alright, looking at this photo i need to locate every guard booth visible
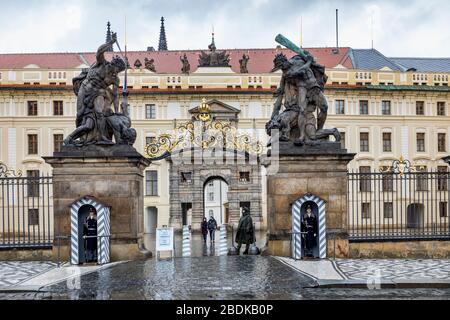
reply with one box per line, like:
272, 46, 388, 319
69, 196, 111, 265
291, 193, 326, 259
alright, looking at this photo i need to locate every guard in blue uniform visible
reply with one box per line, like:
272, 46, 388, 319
83, 207, 97, 263
301, 205, 318, 258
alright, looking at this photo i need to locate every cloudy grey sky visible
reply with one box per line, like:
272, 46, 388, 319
0, 0, 449, 57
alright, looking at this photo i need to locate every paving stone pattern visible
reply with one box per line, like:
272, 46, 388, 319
1, 257, 450, 300
0, 261, 57, 287
335, 259, 450, 280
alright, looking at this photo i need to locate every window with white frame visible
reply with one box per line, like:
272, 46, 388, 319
146, 136, 156, 145
381, 101, 391, 115
382, 132, 392, 152
335, 100, 345, 114
416, 101, 425, 115
437, 102, 446, 116
438, 133, 446, 152
359, 100, 368, 115
416, 133, 425, 152
145, 170, 158, 196
145, 104, 156, 119
360, 132, 369, 152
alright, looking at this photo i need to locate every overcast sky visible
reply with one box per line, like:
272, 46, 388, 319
0, 0, 449, 57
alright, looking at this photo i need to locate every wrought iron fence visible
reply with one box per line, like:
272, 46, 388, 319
0, 174, 53, 248
348, 168, 450, 241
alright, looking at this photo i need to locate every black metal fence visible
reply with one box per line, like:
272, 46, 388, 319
348, 169, 450, 240
0, 174, 53, 248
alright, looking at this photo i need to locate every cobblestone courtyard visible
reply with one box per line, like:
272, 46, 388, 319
1, 256, 450, 300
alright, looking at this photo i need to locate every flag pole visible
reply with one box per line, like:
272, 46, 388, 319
300, 16, 303, 48
122, 15, 129, 115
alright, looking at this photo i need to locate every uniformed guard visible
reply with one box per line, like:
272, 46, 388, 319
83, 207, 98, 263
301, 205, 318, 258
235, 206, 255, 255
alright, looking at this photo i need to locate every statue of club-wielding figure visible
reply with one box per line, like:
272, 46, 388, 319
64, 33, 136, 147
266, 39, 340, 146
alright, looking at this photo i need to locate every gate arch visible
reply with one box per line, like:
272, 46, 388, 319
292, 193, 326, 259
69, 196, 111, 265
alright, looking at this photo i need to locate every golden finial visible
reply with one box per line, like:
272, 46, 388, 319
197, 98, 211, 122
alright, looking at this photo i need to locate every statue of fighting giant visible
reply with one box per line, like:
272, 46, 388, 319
64, 33, 136, 147
266, 34, 340, 146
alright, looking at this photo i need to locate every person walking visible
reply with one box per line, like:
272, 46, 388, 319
207, 215, 217, 243
201, 217, 208, 243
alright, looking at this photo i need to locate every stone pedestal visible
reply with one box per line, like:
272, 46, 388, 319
44, 144, 151, 262
263, 142, 355, 258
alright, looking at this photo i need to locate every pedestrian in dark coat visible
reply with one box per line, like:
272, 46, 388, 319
201, 217, 208, 243
83, 207, 97, 262
235, 207, 255, 254
301, 205, 318, 257
207, 216, 217, 243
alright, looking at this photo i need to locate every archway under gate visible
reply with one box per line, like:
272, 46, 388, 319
203, 176, 229, 226
166, 148, 263, 232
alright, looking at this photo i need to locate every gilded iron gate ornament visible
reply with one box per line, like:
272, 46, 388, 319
144, 98, 264, 160
379, 156, 426, 176
0, 161, 22, 177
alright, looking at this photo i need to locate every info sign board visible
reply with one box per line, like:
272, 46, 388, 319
156, 227, 174, 259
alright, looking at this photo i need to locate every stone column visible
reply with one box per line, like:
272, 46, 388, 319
168, 160, 182, 230
190, 172, 204, 232
44, 144, 151, 262
263, 142, 355, 258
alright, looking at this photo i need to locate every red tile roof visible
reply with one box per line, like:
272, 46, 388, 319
0, 47, 352, 72
0, 53, 85, 69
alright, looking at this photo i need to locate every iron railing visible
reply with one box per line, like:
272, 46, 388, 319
348, 169, 450, 241
0, 174, 53, 248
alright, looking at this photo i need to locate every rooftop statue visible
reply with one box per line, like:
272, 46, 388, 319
198, 34, 230, 67
134, 59, 142, 69
266, 34, 340, 146
239, 53, 250, 73
144, 57, 156, 72
180, 53, 190, 74
63, 33, 136, 147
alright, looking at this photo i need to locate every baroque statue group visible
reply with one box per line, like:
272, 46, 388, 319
62, 32, 339, 149
64, 33, 136, 147
266, 35, 340, 147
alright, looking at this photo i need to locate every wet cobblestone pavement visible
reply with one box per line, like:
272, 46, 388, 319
1, 256, 450, 300
29, 256, 314, 300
